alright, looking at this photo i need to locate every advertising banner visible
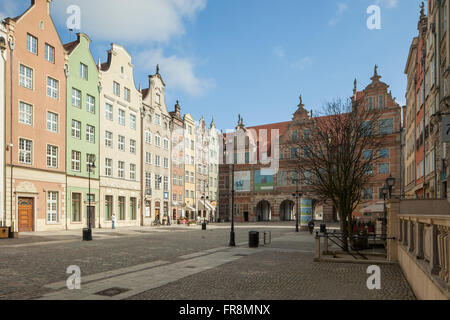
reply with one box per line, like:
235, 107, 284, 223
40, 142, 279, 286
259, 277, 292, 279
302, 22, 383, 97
234, 171, 251, 192
254, 169, 274, 191
300, 199, 312, 227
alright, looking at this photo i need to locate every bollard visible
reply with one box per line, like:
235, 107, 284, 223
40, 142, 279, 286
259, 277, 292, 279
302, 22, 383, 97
315, 235, 321, 261
249, 231, 259, 248
323, 235, 329, 255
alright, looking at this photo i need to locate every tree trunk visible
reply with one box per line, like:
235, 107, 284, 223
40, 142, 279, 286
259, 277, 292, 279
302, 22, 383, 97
339, 213, 349, 251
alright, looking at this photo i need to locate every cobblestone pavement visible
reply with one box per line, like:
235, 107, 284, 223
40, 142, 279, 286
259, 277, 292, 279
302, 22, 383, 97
0, 223, 416, 300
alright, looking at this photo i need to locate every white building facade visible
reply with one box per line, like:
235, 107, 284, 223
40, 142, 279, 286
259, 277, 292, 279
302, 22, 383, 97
98, 44, 142, 228
141, 67, 172, 224
208, 119, 220, 221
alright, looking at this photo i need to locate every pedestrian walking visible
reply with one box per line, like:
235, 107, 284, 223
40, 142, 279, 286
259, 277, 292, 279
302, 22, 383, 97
308, 219, 315, 234
112, 213, 116, 230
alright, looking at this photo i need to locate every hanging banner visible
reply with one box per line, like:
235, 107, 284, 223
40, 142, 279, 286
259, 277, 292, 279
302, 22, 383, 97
300, 199, 312, 227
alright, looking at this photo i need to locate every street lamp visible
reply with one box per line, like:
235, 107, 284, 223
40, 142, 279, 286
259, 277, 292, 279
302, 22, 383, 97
292, 178, 302, 233
223, 133, 235, 247
386, 174, 395, 198
381, 183, 389, 232
201, 193, 209, 230
83, 156, 96, 241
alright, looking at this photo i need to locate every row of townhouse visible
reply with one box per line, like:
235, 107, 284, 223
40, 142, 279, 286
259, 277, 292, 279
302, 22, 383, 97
403, 0, 449, 201
0, 0, 219, 233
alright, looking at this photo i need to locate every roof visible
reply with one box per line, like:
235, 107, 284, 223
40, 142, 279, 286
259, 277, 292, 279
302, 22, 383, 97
63, 40, 78, 55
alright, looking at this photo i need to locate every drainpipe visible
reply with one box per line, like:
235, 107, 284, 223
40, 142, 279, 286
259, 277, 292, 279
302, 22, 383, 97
1, 36, 6, 227
140, 107, 144, 227
64, 64, 69, 230
8, 36, 14, 232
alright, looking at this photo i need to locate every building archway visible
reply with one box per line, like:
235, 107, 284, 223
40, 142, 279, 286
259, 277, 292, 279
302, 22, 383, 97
256, 200, 271, 221
280, 200, 295, 221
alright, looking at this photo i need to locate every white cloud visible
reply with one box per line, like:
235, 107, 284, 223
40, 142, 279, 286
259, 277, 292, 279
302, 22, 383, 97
273, 46, 286, 59
374, 0, 399, 8
291, 57, 312, 70
52, 0, 207, 43
136, 48, 215, 96
329, 3, 348, 27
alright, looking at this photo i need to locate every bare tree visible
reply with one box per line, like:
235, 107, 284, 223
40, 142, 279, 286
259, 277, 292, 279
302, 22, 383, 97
291, 99, 383, 250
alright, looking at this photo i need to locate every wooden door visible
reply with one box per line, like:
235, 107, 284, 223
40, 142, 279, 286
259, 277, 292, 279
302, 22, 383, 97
18, 198, 33, 232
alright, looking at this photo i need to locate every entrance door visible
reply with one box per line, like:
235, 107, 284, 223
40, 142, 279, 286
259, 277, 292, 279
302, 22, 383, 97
244, 212, 249, 222
87, 206, 95, 228
155, 209, 160, 221
18, 198, 33, 232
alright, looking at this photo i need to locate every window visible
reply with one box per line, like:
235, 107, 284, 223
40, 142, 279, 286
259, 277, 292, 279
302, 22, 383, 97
145, 131, 152, 144
155, 114, 161, 126
19, 64, 33, 89
124, 87, 130, 102
113, 81, 120, 97
72, 120, 81, 139
105, 103, 113, 120
179, 176, 183, 186
118, 196, 125, 220
145, 172, 152, 189
130, 164, 136, 180
130, 198, 137, 220
146, 152, 152, 164
86, 95, 95, 113
185, 190, 189, 198
173, 174, 178, 185
105, 131, 113, 148
46, 191, 58, 223
378, 95, 384, 109
19, 138, 32, 164
155, 155, 161, 167
190, 191, 194, 198
292, 130, 298, 141
278, 171, 287, 186
46, 145, 58, 168
155, 174, 162, 190
27, 34, 37, 54
118, 161, 125, 179
155, 135, 161, 147
47, 77, 59, 99
105, 196, 113, 221
130, 113, 136, 130
86, 125, 95, 143
119, 109, 125, 126
164, 157, 169, 169
361, 121, 373, 136
118, 136, 125, 151
72, 88, 81, 107
379, 149, 390, 159
379, 119, 393, 135
156, 94, 161, 104
80, 63, 88, 80
164, 176, 169, 191
105, 158, 113, 177
47, 112, 58, 133
163, 138, 169, 150
130, 139, 136, 154
368, 97, 373, 110
363, 188, 374, 200
45, 44, 55, 63
190, 172, 194, 183
19, 102, 33, 125
363, 150, 373, 160
71, 151, 81, 171
378, 163, 390, 174
72, 193, 81, 222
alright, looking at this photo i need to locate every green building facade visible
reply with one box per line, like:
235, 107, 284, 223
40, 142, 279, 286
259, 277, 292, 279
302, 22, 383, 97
64, 33, 100, 229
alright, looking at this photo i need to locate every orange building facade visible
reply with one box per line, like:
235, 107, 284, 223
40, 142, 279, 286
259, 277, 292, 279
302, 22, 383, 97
4, 0, 67, 232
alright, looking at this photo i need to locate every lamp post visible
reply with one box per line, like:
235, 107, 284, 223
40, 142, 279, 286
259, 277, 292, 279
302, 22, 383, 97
386, 174, 395, 198
381, 183, 389, 235
201, 192, 209, 230
223, 133, 235, 246
292, 178, 302, 233
83, 157, 96, 241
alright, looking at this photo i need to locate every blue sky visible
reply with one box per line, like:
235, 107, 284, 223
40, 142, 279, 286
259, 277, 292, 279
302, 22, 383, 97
1, 0, 423, 130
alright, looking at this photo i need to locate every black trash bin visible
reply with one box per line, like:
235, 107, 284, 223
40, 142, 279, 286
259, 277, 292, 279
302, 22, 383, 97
249, 231, 259, 248
202, 221, 207, 230
320, 224, 327, 233
83, 228, 92, 241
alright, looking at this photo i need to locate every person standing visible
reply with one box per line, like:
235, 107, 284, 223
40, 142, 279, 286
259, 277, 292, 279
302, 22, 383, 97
112, 213, 116, 230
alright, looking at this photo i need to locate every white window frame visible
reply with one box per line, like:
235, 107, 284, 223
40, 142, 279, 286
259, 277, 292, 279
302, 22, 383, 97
72, 151, 81, 172
80, 63, 88, 80
72, 88, 81, 107
19, 138, 32, 164
72, 120, 81, 139
130, 113, 136, 130
46, 144, 58, 168
105, 131, 113, 148
19, 101, 33, 126
113, 81, 120, 97
86, 125, 95, 143
47, 77, 59, 99
47, 191, 58, 223
130, 139, 136, 154
27, 33, 37, 54
146, 152, 152, 164
145, 131, 152, 144
45, 43, 55, 63
46, 111, 58, 133
118, 161, 125, 179
105, 158, 113, 177
118, 135, 125, 151
86, 94, 95, 113
105, 103, 113, 120
130, 164, 136, 181
119, 109, 125, 126
19, 64, 33, 89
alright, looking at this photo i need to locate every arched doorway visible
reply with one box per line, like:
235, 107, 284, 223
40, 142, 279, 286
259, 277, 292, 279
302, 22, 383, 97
256, 200, 271, 221
280, 200, 295, 221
